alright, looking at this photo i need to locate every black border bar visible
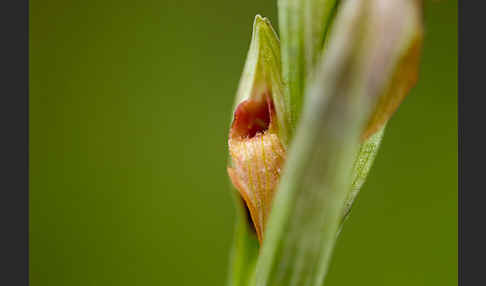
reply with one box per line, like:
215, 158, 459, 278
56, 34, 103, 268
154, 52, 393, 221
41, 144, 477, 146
0, 1, 29, 285
459, 1, 486, 286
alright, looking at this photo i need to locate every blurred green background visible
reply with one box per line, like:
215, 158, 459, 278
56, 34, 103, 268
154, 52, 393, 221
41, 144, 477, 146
30, 1, 457, 285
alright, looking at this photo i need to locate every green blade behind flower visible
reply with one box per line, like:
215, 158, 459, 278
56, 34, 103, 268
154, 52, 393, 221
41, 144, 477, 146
277, 0, 340, 136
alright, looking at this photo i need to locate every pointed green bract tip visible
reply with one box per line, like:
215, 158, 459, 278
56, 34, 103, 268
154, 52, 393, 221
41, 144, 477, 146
233, 14, 290, 147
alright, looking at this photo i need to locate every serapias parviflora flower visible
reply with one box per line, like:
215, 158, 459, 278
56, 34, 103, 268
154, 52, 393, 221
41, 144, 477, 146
227, 16, 289, 244
228, 93, 286, 244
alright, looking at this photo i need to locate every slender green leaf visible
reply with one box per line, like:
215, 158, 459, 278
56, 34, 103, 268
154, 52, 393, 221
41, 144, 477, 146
277, 0, 339, 135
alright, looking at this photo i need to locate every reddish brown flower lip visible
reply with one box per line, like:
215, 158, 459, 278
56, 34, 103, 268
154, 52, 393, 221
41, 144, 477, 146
230, 93, 274, 140
227, 93, 286, 244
